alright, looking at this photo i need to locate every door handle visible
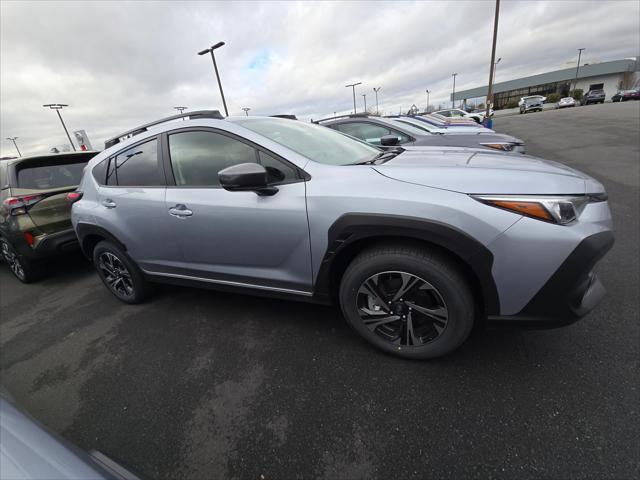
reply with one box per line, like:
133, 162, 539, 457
101, 199, 117, 208
169, 204, 193, 218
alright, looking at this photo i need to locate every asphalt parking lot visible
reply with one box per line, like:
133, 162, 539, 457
1, 101, 639, 480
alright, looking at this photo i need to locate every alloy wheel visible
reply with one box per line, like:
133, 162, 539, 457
356, 271, 449, 346
1, 241, 25, 281
98, 252, 134, 298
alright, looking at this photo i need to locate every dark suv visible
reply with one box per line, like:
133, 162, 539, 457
582, 89, 605, 105
0, 151, 98, 282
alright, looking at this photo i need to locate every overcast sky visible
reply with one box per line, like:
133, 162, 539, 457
1, 0, 639, 157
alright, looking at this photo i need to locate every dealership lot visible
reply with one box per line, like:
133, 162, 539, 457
1, 102, 638, 479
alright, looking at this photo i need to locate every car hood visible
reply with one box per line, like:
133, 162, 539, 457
413, 132, 523, 147
373, 148, 604, 195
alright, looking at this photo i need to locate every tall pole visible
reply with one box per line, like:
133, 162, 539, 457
426, 89, 430, 113
242, 107, 251, 116
485, 0, 500, 121
198, 42, 229, 117
573, 48, 585, 93
43, 104, 76, 151
373, 87, 381, 115
6, 137, 21, 157
362, 94, 367, 112
451, 73, 458, 108
345, 82, 362, 114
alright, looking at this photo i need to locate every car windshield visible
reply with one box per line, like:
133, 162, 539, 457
234, 117, 380, 166
385, 119, 430, 136
590, 90, 604, 94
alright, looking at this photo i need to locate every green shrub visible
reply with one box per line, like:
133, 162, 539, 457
506, 100, 519, 109
546, 93, 561, 103
569, 89, 583, 101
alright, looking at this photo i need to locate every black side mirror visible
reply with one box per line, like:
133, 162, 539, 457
380, 135, 400, 146
218, 163, 278, 196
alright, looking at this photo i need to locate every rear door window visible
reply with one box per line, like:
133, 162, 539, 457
106, 138, 163, 187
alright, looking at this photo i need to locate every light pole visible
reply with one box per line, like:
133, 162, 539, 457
174, 106, 187, 120
345, 82, 362, 114
242, 107, 251, 116
6, 137, 21, 157
362, 93, 367, 112
42, 104, 76, 151
451, 73, 458, 108
425, 89, 430, 113
373, 87, 381, 115
573, 48, 585, 94
198, 41, 229, 117
485, 0, 500, 121
489, 57, 501, 109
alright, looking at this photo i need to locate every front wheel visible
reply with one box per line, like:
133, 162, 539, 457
339, 245, 475, 359
92, 240, 151, 304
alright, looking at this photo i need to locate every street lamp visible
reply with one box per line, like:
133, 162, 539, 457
362, 93, 367, 112
573, 48, 586, 94
174, 106, 187, 120
373, 87, 381, 115
5, 137, 21, 157
42, 104, 76, 151
451, 73, 458, 108
198, 41, 229, 117
242, 107, 251, 116
425, 89, 430, 113
345, 82, 362, 114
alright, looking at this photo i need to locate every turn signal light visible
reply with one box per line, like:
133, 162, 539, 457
487, 200, 552, 221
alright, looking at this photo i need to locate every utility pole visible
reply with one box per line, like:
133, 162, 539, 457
43, 104, 76, 151
362, 93, 367, 112
198, 42, 229, 116
451, 73, 458, 108
485, 0, 500, 122
6, 137, 21, 157
573, 48, 586, 94
425, 89, 430, 113
345, 82, 362, 114
242, 107, 251, 116
373, 87, 381, 115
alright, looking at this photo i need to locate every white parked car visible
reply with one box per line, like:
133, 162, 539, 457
557, 97, 577, 108
432, 108, 492, 124
518, 95, 547, 107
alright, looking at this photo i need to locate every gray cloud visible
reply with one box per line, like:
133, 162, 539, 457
1, 0, 638, 156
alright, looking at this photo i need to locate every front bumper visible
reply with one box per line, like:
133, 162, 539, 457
488, 231, 614, 328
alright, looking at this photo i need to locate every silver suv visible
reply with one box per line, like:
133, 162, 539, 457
71, 111, 614, 359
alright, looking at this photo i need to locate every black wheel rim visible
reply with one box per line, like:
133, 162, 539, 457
1, 241, 25, 280
98, 252, 134, 298
356, 271, 448, 347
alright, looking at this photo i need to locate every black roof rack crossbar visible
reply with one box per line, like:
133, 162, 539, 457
104, 110, 224, 149
270, 114, 298, 120
313, 113, 371, 124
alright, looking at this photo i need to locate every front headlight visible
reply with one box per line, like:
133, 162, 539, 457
480, 142, 515, 152
472, 194, 607, 225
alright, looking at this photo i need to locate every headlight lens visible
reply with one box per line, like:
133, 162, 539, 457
479, 142, 514, 152
472, 194, 607, 225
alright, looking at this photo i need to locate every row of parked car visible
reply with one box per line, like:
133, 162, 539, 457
1, 109, 613, 360
519, 88, 640, 114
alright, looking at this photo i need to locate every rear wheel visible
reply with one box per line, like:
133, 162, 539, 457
92, 240, 151, 304
0, 238, 43, 283
339, 245, 475, 359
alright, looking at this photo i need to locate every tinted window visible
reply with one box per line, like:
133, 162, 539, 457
233, 117, 378, 166
336, 122, 410, 146
17, 161, 86, 189
438, 110, 451, 117
169, 131, 257, 187
92, 159, 108, 185
107, 139, 162, 187
258, 151, 298, 184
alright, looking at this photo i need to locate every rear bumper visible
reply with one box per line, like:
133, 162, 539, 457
488, 231, 614, 328
13, 228, 79, 260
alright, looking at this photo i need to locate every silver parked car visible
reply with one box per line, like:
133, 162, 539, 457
557, 97, 577, 108
70, 111, 613, 359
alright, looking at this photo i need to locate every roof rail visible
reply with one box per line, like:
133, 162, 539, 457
313, 113, 371, 124
270, 114, 298, 120
104, 110, 224, 149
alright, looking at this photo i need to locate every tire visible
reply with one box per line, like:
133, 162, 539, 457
339, 244, 475, 360
0, 237, 43, 283
92, 240, 151, 304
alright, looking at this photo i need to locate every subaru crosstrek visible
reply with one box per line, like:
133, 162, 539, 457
1, 151, 98, 282
71, 111, 613, 359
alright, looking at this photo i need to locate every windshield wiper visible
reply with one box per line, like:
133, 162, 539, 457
350, 147, 404, 165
